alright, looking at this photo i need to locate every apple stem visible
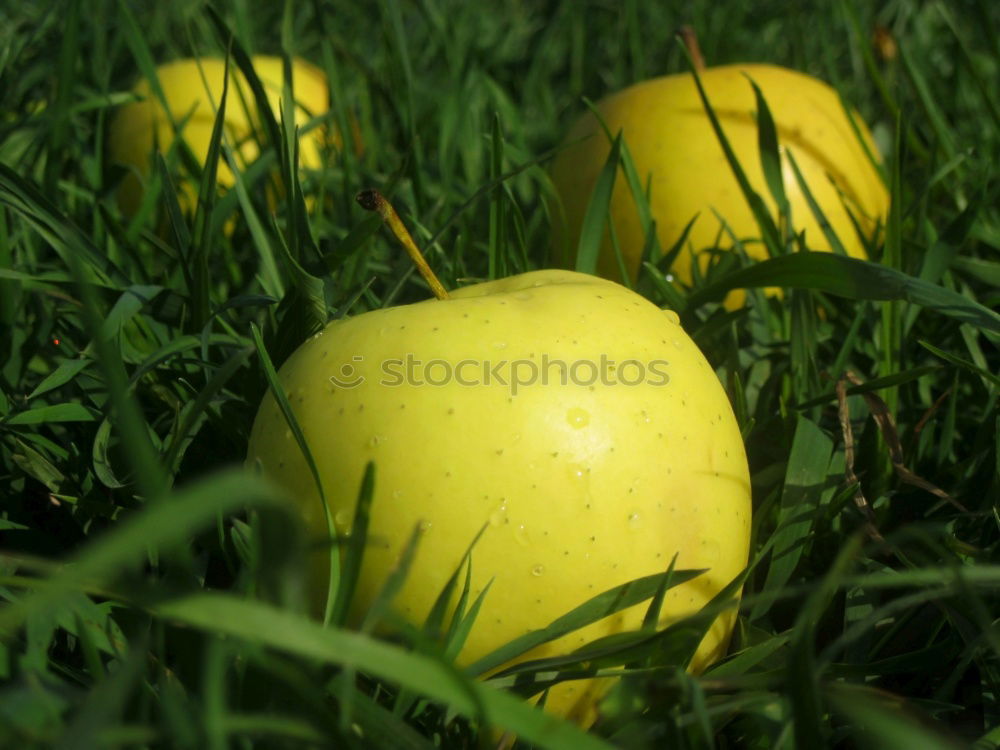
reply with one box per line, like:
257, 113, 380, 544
356, 189, 451, 300
678, 25, 706, 71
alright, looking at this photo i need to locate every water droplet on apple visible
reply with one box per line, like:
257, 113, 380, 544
663, 309, 680, 324
514, 291, 533, 301
514, 524, 530, 546
627, 511, 642, 530
566, 407, 590, 428
672, 339, 684, 350
367, 434, 385, 448
531, 564, 545, 577
567, 462, 586, 480
489, 500, 508, 527
493, 341, 508, 350
419, 520, 433, 532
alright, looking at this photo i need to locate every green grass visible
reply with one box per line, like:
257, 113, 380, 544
1, 0, 999, 747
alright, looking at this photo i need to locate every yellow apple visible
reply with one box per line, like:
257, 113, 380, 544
108, 55, 329, 217
246, 267, 751, 723
549, 63, 889, 307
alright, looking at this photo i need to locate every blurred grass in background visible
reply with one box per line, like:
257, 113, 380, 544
0, 0, 998, 747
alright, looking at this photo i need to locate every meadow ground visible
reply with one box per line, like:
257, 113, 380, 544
0, 1, 998, 747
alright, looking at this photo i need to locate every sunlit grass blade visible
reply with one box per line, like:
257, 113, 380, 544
491, 568, 748, 685
466, 568, 704, 678
918, 340, 1000, 390
422, 524, 487, 642
687, 252, 1000, 335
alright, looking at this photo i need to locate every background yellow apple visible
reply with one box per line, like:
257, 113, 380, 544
108, 55, 329, 217
550, 64, 889, 307
247, 269, 751, 723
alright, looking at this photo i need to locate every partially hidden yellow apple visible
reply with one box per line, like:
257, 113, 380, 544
550, 63, 889, 308
108, 56, 329, 217
247, 194, 752, 724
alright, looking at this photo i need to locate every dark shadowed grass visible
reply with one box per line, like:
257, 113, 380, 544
0, 0, 998, 747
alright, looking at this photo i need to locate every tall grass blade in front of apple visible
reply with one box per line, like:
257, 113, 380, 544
421, 523, 488, 644
747, 77, 791, 252
465, 569, 705, 678
678, 35, 783, 261
151, 592, 615, 750
249, 322, 340, 624
327, 460, 376, 626
360, 522, 424, 634
222, 145, 286, 299
574, 132, 621, 276
582, 96, 689, 300
489, 568, 750, 692
785, 150, 851, 257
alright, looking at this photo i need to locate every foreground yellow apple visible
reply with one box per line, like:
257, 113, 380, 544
550, 63, 889, 307
247, 258, 751, 722
108, 56, 329, 216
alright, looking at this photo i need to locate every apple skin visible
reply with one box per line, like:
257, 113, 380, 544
246, 269, 751, 723
550, 64, 889, 308
108, 56, 329, 217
